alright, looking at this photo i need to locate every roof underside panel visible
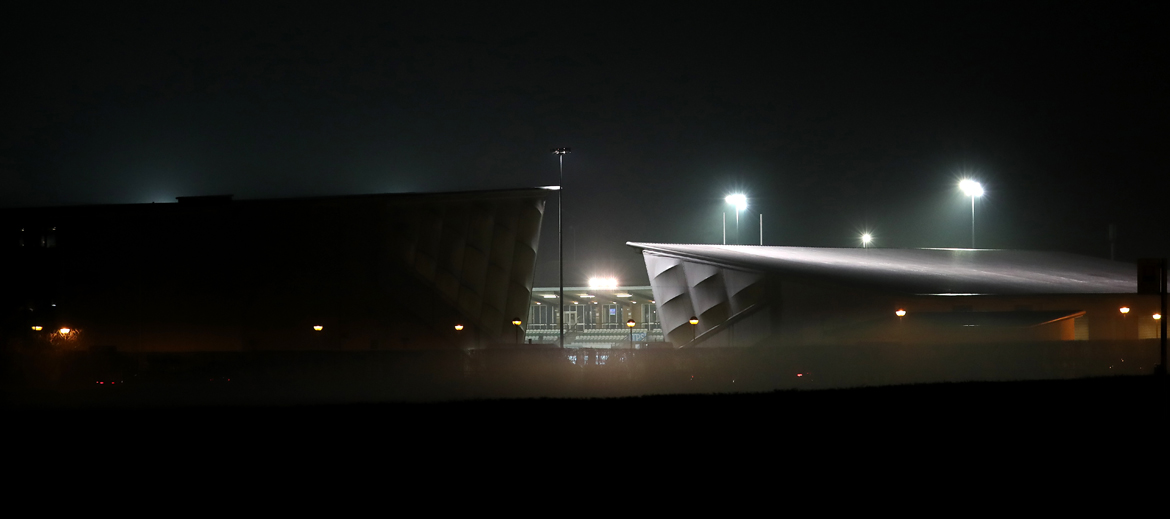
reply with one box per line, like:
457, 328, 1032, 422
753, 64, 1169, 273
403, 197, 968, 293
628, 243, 1143, 295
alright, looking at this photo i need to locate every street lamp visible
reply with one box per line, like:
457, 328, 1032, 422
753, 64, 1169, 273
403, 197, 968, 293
552, 147, 571, 349
724, 194, 747, 244
689, 316, 699, 342
627, 318, 636, 349
512, 318, 522, 344
861, 233, 873, 248
959, 179, 984, 249
896, 309, 907, 317
454, 324, 464, 331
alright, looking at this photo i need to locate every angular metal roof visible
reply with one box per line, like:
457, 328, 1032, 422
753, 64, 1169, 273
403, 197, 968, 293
627, 243, 1145, 295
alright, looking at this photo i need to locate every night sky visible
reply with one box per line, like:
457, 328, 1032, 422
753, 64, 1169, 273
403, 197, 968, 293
2, 2, 1166, 286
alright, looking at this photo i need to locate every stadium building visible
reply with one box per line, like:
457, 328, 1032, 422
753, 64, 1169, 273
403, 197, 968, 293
2, 188, 549, 351
626, 243, 1164, 348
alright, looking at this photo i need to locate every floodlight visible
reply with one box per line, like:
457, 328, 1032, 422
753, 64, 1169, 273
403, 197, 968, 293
725, 194, 748, 212
959, 179, 984, 197
959, 179, 985, 248
588, 277, 618, 289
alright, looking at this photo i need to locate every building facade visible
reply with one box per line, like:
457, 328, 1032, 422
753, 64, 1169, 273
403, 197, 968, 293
629, 243, 1163, 348
2, 189, 549, 351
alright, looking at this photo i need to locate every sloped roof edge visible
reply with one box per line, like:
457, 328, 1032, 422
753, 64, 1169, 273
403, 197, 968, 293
627, 242, 1140, 295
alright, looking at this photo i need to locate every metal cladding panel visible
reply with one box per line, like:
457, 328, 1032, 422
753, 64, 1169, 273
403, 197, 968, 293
629, 243, 1142, 295
644, 254, 689, 304
722, 268, 764, 315
643, 253, 693, 345
643, 250, 768, 347
387, 191, 545, 343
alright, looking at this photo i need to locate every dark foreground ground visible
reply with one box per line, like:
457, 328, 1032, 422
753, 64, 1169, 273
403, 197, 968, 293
6, 374, 1166, 502
9, 375, 1164, 445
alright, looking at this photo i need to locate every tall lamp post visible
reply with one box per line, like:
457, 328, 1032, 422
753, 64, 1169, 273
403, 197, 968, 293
959, 180, 984, 249
689, 316, 699, 342
512, 318, 522, 344
724, 194, 747, 245
552, 147, 571, 348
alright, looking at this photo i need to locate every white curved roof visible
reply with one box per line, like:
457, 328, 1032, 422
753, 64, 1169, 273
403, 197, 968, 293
627, 243, 1143, 295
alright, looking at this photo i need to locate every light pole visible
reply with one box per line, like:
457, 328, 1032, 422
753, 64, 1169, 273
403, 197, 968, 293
689, 316, 699, 343
512, 318, 522, 344
724, 194, 747, 245
627, 318, 636, 349
959, 180, 983, 249
552, 147, 570, 348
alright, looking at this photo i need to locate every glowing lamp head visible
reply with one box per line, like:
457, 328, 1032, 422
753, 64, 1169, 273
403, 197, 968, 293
895, 309, 907, 317
1154, 313, 1162, 320
1119, 307, 1130, 314
861, 233, 873, 246
959, 179, 984, 197
313, 325, 323, 331
512, 318, 522, 326
31, 325, 43, 331
626, 319, 636, 328
454, 324, 464, 331
58, 327, 71, 335
689, 316, 699, 325
725, 194, 747, 212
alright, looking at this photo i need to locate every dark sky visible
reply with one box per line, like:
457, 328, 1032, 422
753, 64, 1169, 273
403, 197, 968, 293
2, 1, 1166, 285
